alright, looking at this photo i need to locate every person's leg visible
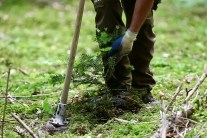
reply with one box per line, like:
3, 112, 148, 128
91, 0, 132, 91
129, 11, 156, 91
121, 0, 157, 103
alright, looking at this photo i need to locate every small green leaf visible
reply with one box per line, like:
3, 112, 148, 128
43, 102, 50, 112
100, 47, 111, 52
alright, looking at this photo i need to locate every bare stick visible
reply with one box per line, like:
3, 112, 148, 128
161, 100, 167, 138
114, 118, 138, 124
0, 93, 59, 98
0, 120, 15, 122
166, 83, 183, 112
114, 118, 129, 123
7, 94, 29, 107
7, 94, 17, 104
19, 68, 29, 75
183, 64, 207, 104
1, 67, 11, 138
11, 113, 38, 138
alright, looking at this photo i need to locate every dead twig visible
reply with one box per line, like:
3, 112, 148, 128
161, 100, 167, 138
0, 120, 15, 123
0, 93, 59, 99
114, 118, 129, 123
184, 64, 207, 104
19, 68, 29, 75
114, 118, 138, 124
11, 113, 38, 138
7, 94, 28, 106
150, 63, 207, 138
1, 65, 11, 138
13, 126, 26, 138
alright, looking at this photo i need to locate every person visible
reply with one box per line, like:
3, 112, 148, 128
91, 0, 161, 107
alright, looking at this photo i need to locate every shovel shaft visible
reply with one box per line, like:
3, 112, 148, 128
61, 0, 85, 104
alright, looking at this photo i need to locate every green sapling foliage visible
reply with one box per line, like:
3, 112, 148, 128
48, 27, 134, 98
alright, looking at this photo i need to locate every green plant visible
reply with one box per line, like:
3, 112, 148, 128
43, 101, 55, 115
1, 0, 207, 137
94, 26, 124, 46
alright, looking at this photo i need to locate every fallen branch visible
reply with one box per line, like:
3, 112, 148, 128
151, 104, 195, 138
11, 113, 38, 138
151, 64, 207, 138
183, 64, 207, 104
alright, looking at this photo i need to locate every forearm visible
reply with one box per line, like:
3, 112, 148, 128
129, 0, 154, 32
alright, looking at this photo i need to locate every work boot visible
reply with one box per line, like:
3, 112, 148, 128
141, 92, 160, 104
109, 89, 130, 108
131, 88, 160, 104
110, 96, 127, 108
99, 88, 142, 108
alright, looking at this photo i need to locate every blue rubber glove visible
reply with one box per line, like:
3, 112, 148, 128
108, 29, 138, 62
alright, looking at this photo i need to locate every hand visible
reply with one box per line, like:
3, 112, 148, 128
108, 29, 138, 62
